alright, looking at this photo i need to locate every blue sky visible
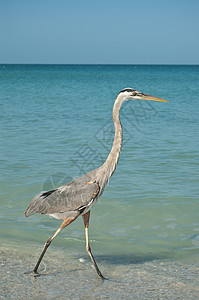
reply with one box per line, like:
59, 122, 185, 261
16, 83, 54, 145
1, 0, 199, 64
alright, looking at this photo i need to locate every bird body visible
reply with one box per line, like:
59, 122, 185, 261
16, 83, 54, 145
25, 88, 167, 277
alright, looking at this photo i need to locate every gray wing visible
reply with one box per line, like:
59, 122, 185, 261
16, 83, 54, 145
25, 176, 99, 218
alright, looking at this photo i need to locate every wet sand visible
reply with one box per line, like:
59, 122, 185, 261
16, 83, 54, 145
1, 244, 199, 300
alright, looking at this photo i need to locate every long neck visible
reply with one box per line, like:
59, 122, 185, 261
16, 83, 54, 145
97, 95, 123, 185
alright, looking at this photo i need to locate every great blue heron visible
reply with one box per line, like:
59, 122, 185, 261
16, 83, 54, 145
25, 88, 167, 278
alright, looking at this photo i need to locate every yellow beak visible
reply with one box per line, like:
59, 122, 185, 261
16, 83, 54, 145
140, 95, 168, 102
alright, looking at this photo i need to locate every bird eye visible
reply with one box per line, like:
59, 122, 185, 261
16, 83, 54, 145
132, 91, 137, 96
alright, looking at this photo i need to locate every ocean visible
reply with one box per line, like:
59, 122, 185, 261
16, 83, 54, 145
1, 64, 199, 299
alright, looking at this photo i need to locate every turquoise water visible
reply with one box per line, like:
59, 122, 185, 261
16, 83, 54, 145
1, 65, 199, 266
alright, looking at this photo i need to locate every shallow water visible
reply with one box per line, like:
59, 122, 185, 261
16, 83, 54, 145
1, 64, 199, 298
1, 244, 199, 299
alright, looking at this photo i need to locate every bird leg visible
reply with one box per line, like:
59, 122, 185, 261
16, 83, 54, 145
31, 217, 76, 274
82, 211, 105, 279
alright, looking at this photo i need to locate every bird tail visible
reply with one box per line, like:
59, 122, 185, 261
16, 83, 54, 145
24, 189, 55, 217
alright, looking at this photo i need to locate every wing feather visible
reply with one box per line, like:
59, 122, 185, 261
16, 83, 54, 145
25, 177, 99, 218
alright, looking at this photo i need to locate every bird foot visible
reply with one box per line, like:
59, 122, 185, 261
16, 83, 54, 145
98, 271, 108, 281
24, 270, 41, 277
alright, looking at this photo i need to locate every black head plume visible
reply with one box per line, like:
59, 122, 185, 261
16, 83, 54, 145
119, 88, 136, 94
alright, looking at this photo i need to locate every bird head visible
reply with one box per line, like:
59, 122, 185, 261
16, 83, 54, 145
119, 88, 168, 102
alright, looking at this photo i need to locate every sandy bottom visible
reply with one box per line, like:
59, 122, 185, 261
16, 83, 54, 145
1, 244, 199, 300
